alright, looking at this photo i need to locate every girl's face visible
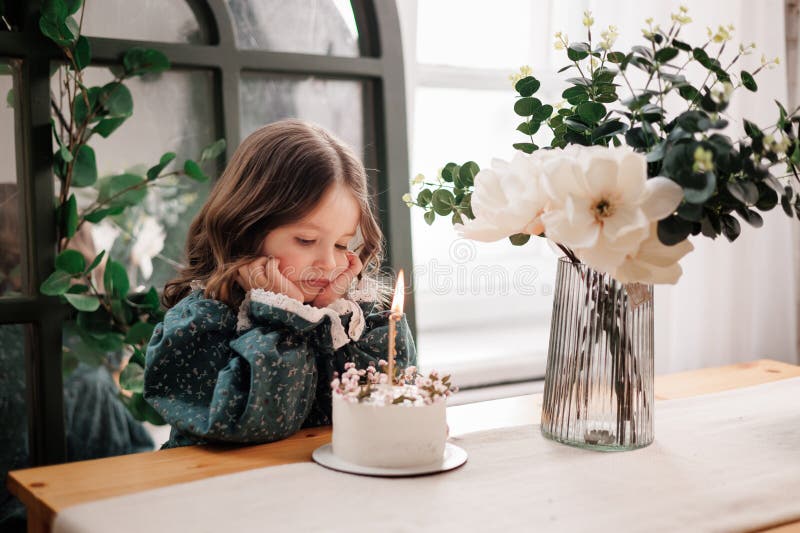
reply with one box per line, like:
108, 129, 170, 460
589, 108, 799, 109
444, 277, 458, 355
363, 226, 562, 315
260, 183, 361, 303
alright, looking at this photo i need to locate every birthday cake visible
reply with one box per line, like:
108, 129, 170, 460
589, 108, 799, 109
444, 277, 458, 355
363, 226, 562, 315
330, 362, 454, 468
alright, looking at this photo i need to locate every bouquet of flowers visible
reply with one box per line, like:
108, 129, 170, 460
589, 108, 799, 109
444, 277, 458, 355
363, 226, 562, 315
406, 5, 800, 285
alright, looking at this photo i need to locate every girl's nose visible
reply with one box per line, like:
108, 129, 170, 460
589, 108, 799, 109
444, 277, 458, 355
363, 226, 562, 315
314, 249, 337, 272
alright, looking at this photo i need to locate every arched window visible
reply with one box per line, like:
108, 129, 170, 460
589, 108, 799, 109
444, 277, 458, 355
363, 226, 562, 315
0, 0, 411, 466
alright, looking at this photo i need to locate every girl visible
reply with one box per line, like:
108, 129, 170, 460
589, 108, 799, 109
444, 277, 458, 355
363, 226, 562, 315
144, 119, 416, 448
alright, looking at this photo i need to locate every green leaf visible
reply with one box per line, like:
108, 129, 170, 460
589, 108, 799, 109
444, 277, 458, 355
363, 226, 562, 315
512, 142, 538, 154
101, 82, 133, 118
606, 51, 627, 63
657, 215, 693, 245
71, 144, 97, 187
576, 102, 606, 123
64, 0, 82, 15
727, 181, 759, 204
64, 293, 101, 312
654, 47, 679, 63
591, 120, 627, 142
41, 0, 68, 22
457, 161, 479, 188
73, 86, 100, 124
720, 213, 741, 242
736, 207, 763, 227
440, 163, 459, 182
743, 119, 762, 140
431, 189, 454, 216
41, 269, 73, 295
83, 206, 125, 223
562, 85, 589, 104
93, 117, 126, 138
532, 104, 553, 122
119, 363, 144, 394
423, 210, 435, 226
97, 173, 147, 208
55, 249, 86, 274
103, 259, 129, 298
86, 250, 105, 272
517, 121, 539, 136
183, 159, 209, 182
66, 284, 89, 294
39, 16, 75, 47
62, 194, 78, 238
124, 321, 155, 345
74, 35, 91, 70
416, 188, 433, 207
514, 97, 541, 117
514, 76, 540, 97
677, 110, 711, 132
509, 233, 531, 246
147, 152, 177, 181
123, 47, 170, 76
683, 172, 716, 204
741, 70, 757, 91
672, 39, 691, 51
567, 42, 589, 61
199, 139, 226, 162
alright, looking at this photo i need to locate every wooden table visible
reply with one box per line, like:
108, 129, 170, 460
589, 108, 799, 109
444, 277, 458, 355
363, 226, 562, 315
9, 358, 800, 533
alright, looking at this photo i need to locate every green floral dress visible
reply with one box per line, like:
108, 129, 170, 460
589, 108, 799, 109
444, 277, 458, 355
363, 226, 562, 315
144, 283, 416, 448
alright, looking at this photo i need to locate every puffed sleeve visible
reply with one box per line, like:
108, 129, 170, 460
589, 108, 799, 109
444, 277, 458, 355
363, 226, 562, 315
143, 289, 356, 446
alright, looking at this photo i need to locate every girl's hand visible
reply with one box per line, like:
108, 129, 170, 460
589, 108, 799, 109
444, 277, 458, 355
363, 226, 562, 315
236, 256, 304, 302
311, 251, 363, 308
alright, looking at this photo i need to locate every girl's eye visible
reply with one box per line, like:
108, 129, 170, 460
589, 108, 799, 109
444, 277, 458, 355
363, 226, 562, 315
296, 238, 315, 246
335, 244, 348, 251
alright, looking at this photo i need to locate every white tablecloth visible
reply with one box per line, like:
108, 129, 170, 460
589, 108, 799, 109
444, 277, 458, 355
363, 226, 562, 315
54, 378, 800, 533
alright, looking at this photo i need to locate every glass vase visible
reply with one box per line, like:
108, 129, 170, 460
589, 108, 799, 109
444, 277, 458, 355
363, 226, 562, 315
541, 257, 654, 451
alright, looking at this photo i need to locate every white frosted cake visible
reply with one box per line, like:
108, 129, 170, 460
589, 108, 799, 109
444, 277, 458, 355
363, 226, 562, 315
331, 386, 447, 468
330, 363, 454, 469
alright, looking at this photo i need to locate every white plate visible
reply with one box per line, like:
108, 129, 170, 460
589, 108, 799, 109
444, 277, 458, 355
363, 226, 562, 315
312, 442, 468, 477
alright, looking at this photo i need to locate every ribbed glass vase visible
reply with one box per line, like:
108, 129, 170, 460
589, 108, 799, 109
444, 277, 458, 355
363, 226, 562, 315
541, 257, 654, 451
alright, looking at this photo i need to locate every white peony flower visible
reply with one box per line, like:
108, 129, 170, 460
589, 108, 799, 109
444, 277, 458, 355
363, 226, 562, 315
613, 223, 694, 284
130, 215, 166, 281
454, 152, 549, 242
539, 146, 684, 273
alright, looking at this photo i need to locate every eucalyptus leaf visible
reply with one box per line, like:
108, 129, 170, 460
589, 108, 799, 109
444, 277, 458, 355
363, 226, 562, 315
41, 269, 73, 295
147, 151, 177, 180
576, 102, 606, 123
64, 293, 101, 312
200, 138, 227, 161
741, 71, 757, 92
103, 259, 129, 298
183, 159, 209, 182
124, 321, 156, 345
123, 48, 170, 76
71, 144, 97, 187
423, 210, 435, 225
514, 97, 541, 117
55, 249, 86, 274
514, 76, 540, 97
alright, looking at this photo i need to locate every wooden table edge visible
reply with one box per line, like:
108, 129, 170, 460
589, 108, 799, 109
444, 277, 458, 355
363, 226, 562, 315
9, 358, 800, 533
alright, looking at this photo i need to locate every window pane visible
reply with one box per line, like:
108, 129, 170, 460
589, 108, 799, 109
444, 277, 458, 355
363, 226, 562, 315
417, 0, 533, 69
225, 0, 359, 56
410, 87, 557, 387
240, 73, 363, 157
50, 67, 217, 291
0, 323, 29, 524
0, 60, 23, 298
81, 0, 209, 44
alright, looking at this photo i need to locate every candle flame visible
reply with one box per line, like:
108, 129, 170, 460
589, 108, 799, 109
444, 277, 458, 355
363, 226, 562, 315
391, 270, 405, 315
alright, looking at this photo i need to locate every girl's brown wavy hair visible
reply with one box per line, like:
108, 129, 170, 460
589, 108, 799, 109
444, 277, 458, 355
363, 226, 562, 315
163, 119, 388, 310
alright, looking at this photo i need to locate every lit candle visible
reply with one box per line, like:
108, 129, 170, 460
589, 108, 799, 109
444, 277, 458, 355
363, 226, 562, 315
387, 269, 405, 386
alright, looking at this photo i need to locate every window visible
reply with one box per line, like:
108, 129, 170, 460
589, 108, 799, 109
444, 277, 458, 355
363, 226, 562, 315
400, 0, 585, 388
1, 0, 410, 465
